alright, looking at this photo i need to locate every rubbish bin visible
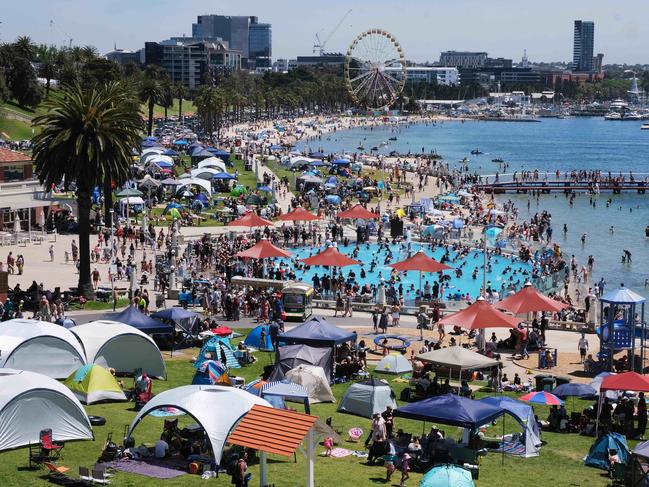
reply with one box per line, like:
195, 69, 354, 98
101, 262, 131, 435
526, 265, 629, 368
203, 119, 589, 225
542, 377, 556, 392
534, 374, 549, 391
556, 376, 572, 387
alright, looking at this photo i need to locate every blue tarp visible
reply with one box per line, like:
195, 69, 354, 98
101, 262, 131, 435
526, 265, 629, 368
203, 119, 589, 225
277, 316, 355, 347
584, 433, 629, 470
244, 325, 274, 351
108, 306, 172, 334
394, 394, 505, 428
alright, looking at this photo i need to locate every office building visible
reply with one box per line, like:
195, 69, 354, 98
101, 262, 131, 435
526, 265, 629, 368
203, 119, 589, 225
248, 17, 272, 68
144, 40, 241, 90
295, 53, 346, 68
439, 51, 488, 68
385, 66, 459, 86
573, 20, 595, 72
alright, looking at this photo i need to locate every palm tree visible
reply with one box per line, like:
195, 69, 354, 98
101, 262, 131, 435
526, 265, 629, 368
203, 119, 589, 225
138, 78, 161, 136
174, 82, 188, 121
13, 36, 36, 61
31, 82, 142, 297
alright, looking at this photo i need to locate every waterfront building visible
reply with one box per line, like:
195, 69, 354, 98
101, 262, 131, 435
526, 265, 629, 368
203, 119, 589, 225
573, 20, 595, 72
458, 66, 539, 87
439, 51, 488, 68
385, 66, 459, 86
144, 40, 242, 90
294, 53, 346, 68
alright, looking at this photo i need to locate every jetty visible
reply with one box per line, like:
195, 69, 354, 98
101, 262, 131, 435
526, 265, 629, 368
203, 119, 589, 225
476, 173, 649, 194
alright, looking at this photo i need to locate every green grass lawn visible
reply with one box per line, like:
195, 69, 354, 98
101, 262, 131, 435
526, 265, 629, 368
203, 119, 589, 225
0, 329, 620, 486
69, 297, 131, 311
264, 158, 296, 191
0, 117, 36, 141
150, 99, 197, 119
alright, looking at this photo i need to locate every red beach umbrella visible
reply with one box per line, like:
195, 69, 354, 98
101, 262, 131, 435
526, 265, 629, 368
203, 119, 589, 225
496, 282, 568, 314
438, 297, 521, 330
235, 239, 292, 259
300, 246, 360, 267
600, 372, 649, 393
519, 391, 564, 406
389, 250, 452, 273
337, 204, 379, 220
278, 207, 321, 222
228, 212, 273, 228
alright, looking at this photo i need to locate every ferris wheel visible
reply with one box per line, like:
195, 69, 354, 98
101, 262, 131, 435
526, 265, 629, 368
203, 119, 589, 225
344, 29, 406, 110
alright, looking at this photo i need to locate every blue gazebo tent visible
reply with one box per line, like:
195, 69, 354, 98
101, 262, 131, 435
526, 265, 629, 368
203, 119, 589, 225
244, 325, 274, 351
585, 432, 629, 470
419, 464, 474, 487
277, 316, 355, 347
394, 394, 504, 429
480, 396, 541, 457
108, 306, 172, 334
151, 308, 200, 335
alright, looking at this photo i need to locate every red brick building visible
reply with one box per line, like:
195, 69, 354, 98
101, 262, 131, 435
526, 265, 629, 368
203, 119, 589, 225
0, 146, 33, 182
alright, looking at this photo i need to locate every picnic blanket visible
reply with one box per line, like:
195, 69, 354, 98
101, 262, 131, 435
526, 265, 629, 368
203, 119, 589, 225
105, 458, 187, 479
489, 439, 527, 456
329, 448, 353, 458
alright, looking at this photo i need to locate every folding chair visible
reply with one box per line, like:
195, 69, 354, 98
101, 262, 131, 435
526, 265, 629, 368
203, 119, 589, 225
43, 462, 70, 474
92, 468, 112, 484
79, 466, 93, 481
40, 429, 64, 461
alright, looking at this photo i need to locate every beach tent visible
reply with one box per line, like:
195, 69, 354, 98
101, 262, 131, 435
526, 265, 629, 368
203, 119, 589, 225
0, 319, 86, 379
419, 464, 475, 487
338, 378, 397, 418
278, 316, 355, 347
197, 158, 227, 171
191, 360, 228, 385
585, 433, 629, 470
176, 178, 212, 196
416, 347, 501, 371
244, 325, 274, 351
195, 336, 241, 369
107, 306, 172, 334
63, 364, 127, 404
71, 321, 166, 379
394, 394, 504, 429
480, 396, 541, 457
270, 344, 333, 381
0, 369, 93, 451
127, 385, 270, 465
285, 365, 335, 403
191, 167, 221, 180
375, 353, 413, 374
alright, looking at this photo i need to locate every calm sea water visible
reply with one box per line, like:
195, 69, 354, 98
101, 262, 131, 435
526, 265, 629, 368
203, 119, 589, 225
298, 118, 649, 299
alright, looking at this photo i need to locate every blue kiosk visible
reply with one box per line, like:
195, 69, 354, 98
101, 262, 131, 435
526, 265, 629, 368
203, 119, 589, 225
599, 286, 646, 372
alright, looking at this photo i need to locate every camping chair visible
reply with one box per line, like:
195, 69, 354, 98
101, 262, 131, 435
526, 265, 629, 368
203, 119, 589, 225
79, 466, 92, 481
40, 429, 64, 460
610, 462, 626, 483
92, 468, 112, 484
43, 462, 70, 475
28, 443, 51, 468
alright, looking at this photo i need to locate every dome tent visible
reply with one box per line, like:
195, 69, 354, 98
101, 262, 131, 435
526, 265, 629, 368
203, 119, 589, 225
63, 364, 127, 405
0, 369, 93, 451
244, 324, 274, 351
127, 385, 270, 464
375, 352, 413, 374
269, 344, 333, 382
285, 365, 335, 404
585, 432, 629, 470
338, 378, 397, 418
71, 321, 166, 379
0, 319, 86, 379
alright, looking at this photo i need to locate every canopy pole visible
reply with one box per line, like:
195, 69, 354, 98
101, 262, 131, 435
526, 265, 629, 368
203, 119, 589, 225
259, 451, 267, 487
501, 413, 505, 466
595, 391, 603, 438
306, 428, 314, 487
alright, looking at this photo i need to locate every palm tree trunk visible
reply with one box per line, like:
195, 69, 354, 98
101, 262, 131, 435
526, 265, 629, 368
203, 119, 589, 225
147, 100, 154, 136
103, 176, 113, 228
76, 186, 94, 298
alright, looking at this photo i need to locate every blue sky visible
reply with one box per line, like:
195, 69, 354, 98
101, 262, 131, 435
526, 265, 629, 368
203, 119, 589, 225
2, 0, 648, 64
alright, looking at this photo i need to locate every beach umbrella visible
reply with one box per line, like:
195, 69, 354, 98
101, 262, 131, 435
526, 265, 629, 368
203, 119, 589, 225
389, 250, 453, 296
331, 158, 351, 165
300, 246, 360, 267
419, 464, 475, 487
519, 391, 564, 406
338, 204, 379, 220
496, 282, 568, 314
235, 238, 292, 259
278, 207, 320, 222
438, 297, 521, 330
324, 195, 342, 205
552, 383, 598, 410
228, 212, 274, 228
115, 188, 143, 198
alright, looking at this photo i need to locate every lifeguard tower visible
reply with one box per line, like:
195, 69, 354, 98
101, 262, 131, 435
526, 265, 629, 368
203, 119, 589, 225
599, 285, 646, 372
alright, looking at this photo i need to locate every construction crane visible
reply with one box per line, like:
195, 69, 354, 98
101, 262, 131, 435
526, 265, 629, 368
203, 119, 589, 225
312, 9, 352, 56
49, 20, 73, 48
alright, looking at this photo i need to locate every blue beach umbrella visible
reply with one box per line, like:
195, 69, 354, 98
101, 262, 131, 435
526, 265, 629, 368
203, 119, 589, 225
174, 139, 189, 146
419, 464, 474, 487
212, 172, 237, 180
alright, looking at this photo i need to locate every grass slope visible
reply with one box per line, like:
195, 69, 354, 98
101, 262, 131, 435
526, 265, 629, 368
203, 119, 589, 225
0, 332, 618, 487
0, 117, 35, 141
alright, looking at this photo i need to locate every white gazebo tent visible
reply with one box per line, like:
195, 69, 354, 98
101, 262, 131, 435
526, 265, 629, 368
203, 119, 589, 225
127, 385, 270, 464
175, 178, 212, 197
0, 319, 86, 379
197, 157, 227, 172
71, 321, 166, 378
0, 369, 93, 451
416, 346, 501, 391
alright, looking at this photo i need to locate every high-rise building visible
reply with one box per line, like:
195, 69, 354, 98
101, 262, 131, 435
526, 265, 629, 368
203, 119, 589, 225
573, 20, 595, 72
191, 14, 272, 69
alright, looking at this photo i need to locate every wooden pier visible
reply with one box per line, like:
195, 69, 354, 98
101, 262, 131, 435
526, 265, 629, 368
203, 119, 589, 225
476, 179, 649, 194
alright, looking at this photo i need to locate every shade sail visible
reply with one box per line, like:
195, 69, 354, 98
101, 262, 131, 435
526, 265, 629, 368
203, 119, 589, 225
496, 283, 568, 314
228, 212, 274, 228
416, 346, 501, 370
337, 204, 379, 220
388, 250, 452, 273
394, 394, 504, 428
107, 306, 172, 334
278, 207, 320, 222
600, 372, 649, 392
438, 298, 521, 330
300, 246, 360, 267
235, 239, 291, 259
278, 316, 355, 347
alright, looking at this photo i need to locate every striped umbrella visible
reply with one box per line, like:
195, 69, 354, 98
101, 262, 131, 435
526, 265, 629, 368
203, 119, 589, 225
519, 391, 563, 406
